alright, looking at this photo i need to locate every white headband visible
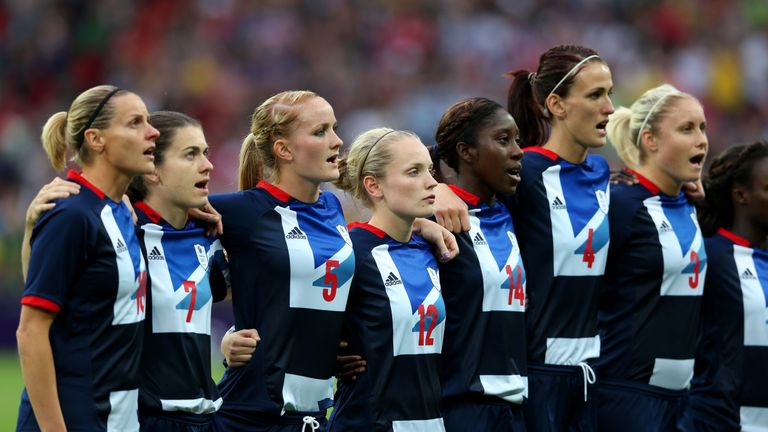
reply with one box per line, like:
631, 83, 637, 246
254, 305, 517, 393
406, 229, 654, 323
549, 54, 600, 96
635, 94, 671, 148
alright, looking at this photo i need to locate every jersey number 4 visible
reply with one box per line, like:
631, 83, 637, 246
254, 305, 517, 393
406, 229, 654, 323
582, 228, 595, 268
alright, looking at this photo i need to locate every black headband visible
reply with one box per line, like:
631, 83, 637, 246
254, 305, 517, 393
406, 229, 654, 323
77, 88, 122, 147
358, 129, 397, 181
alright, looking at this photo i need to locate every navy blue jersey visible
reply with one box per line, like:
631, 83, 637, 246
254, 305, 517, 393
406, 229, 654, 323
439, 185, 527, 404
331, 223, 445, 431
510, 147, 610, 365
687, 229, 768, 430
134, 202, 228, 416
18, 170, 146, 432
595, 171, 706, 391
211, 181, 354, 417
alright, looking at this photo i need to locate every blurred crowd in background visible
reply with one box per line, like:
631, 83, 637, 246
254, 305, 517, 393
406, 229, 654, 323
1, 0, 767, 312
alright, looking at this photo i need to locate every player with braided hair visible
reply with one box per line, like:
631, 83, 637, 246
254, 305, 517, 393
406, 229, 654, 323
681, 141, 768, 431
432, 97, 527, 431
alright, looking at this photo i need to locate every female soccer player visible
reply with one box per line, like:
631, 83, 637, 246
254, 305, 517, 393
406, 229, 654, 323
328, 127, 446, 431
17, 85, 159, 431
126, 111, 229, 431
682, 141, 768, 431
432, 98, 527, 431
435, 45, 614, 431
598, 83, 708, 430
210, 90, 351, 432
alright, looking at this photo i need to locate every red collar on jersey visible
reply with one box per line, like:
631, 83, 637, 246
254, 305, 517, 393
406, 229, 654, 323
522, 146, 558, 161
625, 168, 661, 195
717, 227, 751, 247
66, 170, 106, 199
133, 201, 163, 224
448, 184, 480, 206
348, 221, 387, 238
256, 180, 291, 202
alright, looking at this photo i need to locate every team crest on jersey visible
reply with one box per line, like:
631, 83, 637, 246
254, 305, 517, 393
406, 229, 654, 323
427, 267, 441, 292
596, 189, 609, 214
337, 225, 352, 247
194, 244, 208, 271
507, 231, 520, 254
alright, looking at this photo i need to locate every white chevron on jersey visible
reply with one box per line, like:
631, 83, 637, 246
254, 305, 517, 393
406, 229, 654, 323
101, 205, 145, 325
467, 212, 525, 313
542, 166, 609, 276
733, 245, 768, 347
371, 244, 444, 357
142, 224, 223, 334
391, 417, 446, 432
643, 197, 706, 297
275, 206, 353, 312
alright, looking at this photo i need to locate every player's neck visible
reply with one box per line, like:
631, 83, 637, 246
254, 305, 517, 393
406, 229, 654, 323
729, 219, 768, 250
544, 128, 588, 164
273, 172, 321, 203
80, 166, 131, 203
634, 165, 682, 196
144, 194, 188, 229
368, 209, 414, 243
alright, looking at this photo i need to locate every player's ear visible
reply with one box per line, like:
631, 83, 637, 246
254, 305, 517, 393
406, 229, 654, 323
363, 175, 383, 200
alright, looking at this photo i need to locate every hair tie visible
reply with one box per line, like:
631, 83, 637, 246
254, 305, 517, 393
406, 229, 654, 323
528, 72, 536, 84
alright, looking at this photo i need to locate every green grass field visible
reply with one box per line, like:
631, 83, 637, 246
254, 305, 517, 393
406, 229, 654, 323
0, 350, 228, 430
0, 350, 23, 430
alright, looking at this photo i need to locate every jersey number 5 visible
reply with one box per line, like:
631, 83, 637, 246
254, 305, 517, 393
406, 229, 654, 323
323, 259, 339, 302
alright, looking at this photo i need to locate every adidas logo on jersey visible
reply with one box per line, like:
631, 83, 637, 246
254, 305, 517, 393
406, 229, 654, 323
658, 221, 673, 233
384, 272, 402, 286
285, 226, 307, 240
741, 268, 757, 280
550, 196, 566, 210
473, 232, 487, 246
148, 246, 165, 261
115, 238, 128, 253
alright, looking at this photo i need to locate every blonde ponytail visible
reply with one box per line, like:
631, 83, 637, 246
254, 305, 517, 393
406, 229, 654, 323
41, 112, 69, 171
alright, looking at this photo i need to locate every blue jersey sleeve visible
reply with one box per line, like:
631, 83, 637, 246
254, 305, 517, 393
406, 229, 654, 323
23, 203, 93, 312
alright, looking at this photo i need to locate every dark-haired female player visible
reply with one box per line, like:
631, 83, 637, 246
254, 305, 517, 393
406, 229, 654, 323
682, 141, 768, 431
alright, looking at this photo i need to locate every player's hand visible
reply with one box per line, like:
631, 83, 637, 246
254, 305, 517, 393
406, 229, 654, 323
335, 340, 366, 382
26, 177, 80, 228
221, 328, 259, 368
189, 201, 223, 237
413, 218, 459, 263
682, 179, 705, 204
609, 169, 638, 185
433, 183, 470, 233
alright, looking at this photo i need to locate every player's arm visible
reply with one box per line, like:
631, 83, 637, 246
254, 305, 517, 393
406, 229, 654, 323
433, 183, 470, 233
17, 305, 66, 431
22, 178, 80, 281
